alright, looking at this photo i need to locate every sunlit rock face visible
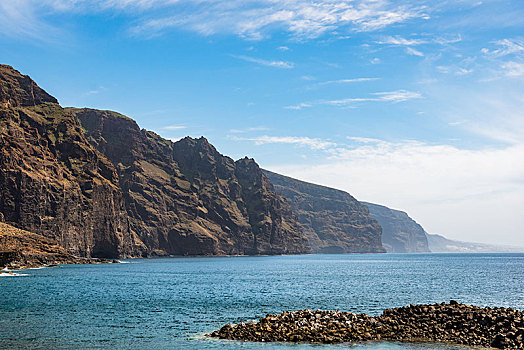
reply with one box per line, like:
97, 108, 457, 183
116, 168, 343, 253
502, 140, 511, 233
0, 65, 310, 258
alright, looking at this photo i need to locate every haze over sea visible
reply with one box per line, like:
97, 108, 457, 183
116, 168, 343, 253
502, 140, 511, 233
1, 253, 523, 349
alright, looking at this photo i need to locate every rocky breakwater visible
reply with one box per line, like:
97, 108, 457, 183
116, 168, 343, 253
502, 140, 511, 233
210, 301, 524, 349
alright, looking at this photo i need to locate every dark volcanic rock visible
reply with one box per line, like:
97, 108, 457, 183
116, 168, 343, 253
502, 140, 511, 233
363, 202, 429, 253
210, 302, 524, 349
69, 109, 309, 256
263, 170, 385, 253
0, 64, 57, 107
0, 64, 310, 258
0, 65, 143, 258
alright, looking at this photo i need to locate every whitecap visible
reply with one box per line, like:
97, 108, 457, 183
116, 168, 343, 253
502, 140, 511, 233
0, 272, 29, 277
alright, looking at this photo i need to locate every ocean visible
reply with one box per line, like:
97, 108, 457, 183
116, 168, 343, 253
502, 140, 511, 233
1, 253, 523, 349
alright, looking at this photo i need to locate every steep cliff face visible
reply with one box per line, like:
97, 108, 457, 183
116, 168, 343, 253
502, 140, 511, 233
362, 202, 430, 253
69, 108, 310, 256
263, 170, 385, 253
0, 65, 143, 258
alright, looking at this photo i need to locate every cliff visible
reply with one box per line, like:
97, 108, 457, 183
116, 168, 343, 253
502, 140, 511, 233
0, 65, 144, 258
263, 170, 385, 253
0, 64, 309, 258
67, 109, 309, 256
362, 202, 430, 253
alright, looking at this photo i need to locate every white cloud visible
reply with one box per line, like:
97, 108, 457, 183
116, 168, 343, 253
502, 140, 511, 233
317, 77, 380, 85
434, 34, 462, 45
161, 125, 186, 130
326, 90, 422, 105
15, 0, 424, 40
501, 61, 524, 77
481, 38, 524, 57
232, 55, 294, 69
284, 103, 312, 110
286, 90, 422, 110
266, 137, 524, 246
232, 135, 336, 150
277, 46, 289, 51
376, 35, 428, 46
405, 47, 424, 56
229, 126, 269, 133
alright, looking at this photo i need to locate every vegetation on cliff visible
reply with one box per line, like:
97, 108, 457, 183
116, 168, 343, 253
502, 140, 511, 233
0, 65, 143, 258
68, 107, 309, 256
0, 64, 309, 258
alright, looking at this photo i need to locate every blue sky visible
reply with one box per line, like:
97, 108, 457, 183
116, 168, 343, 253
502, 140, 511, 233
1, 0, 523, 246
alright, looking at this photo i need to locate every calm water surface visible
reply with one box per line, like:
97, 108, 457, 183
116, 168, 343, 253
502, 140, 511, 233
1, 253, 523, 349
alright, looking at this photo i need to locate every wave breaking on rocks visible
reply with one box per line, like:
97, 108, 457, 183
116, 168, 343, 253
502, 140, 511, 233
209, 301, 523, 349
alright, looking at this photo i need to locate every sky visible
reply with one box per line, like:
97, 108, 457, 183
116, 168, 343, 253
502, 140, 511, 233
1, 0, 523, 246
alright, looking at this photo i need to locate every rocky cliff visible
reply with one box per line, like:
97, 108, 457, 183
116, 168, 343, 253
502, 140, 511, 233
362, 202, 430, 253
0, 64, 309, 258
67, 109, 309, 256
263, 170, 385, 253
0, 65, 143, 258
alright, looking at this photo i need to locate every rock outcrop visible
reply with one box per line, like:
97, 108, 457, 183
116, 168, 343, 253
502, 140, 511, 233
211, 302, 524, 349
0, 65, 143, 258
67, 110, 309, 256
362, 202, 430, 253
263, 170, 385, 253
0, 222, 117, 268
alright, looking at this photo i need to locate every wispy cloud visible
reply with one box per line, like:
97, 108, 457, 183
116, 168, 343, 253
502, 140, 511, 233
316, 78, 380, 86
326, 90, 422, 105
231, 135, 336, 150
284, 103, 312, 110
231, 55, 294, 69
501, 61, 524, 77
102, 1, 426, 39
434, 34, 462, 45
481, 38, 524, 57
229, 126, 269, 133
376, 35, 428, 46
161, 125, 186, 130
405, 47, 424, 56
285, 90, 422, 110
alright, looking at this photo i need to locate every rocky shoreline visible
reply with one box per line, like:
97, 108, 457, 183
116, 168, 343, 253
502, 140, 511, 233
209, 301, 524, 349
0, 255, 121, 271
0, 222, 121, 270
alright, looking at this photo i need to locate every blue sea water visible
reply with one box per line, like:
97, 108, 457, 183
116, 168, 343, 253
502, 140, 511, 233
1, 253, 523, 349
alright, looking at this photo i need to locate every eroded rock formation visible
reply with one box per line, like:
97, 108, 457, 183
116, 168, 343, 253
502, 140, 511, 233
0, 64, 310, 258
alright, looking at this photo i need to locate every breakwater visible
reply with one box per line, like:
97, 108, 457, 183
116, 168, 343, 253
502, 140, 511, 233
210, 301, 523, 349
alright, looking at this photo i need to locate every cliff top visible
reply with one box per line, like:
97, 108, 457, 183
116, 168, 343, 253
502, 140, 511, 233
0, 64, 58, 107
